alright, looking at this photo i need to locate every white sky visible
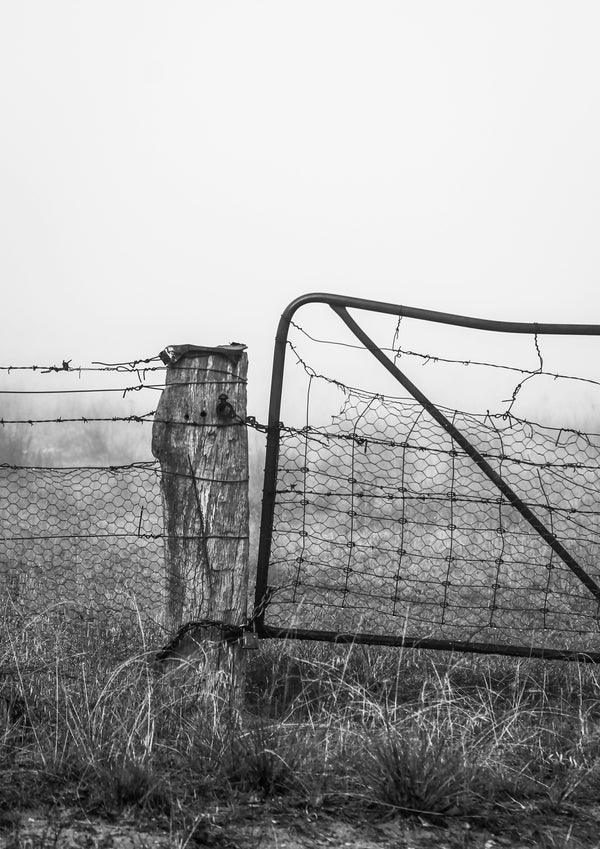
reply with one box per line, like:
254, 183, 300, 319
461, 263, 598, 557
2, 1, 600, 421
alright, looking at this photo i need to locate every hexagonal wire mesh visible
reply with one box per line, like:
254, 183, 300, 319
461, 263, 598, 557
0, 355, 248, 645
0, 360, 171, 637
254, 296, 600, 659
0, 462, 165, 624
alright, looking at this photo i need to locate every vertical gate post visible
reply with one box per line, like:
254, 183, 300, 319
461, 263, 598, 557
151, 344, 249, 701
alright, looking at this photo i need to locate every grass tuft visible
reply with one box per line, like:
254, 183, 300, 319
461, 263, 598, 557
360, 723, 477, 815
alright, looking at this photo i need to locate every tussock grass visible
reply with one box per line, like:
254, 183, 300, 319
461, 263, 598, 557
1, 605, 600, 841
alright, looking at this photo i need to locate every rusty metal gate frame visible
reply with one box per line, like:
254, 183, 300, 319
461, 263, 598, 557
250, 293, 600, 662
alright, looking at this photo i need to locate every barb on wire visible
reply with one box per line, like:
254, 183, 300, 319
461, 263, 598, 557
41, 359, 72, 374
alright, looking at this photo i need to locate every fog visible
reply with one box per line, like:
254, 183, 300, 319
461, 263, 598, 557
1, 2, 600, 430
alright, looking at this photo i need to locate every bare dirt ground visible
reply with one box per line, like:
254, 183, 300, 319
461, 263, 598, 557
2, 803, 600, 849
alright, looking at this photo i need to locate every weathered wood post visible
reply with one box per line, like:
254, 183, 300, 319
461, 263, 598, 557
151, 343, 249, 704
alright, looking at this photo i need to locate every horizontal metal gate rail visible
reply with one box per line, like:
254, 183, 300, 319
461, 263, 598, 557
251, 293, 600, 662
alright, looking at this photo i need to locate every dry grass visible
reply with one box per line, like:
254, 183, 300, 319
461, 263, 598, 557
1, 605, 600, 846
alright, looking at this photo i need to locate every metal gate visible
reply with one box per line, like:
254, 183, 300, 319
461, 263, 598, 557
250, 294, 600, 661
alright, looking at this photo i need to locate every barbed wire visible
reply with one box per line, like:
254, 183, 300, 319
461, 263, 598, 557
0, 361, 248, 378
0, 413, 156, 425
0, 412, 254, 428
286, 344, 600, 444
0, 359, 162, 374
291, 318, 600, 393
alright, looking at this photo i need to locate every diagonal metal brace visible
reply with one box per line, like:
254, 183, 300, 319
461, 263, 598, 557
331, 303, 600, 606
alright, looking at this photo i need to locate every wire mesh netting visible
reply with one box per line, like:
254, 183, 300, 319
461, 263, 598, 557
0, 354, 251, 638
0, 462, 165, 622
261, 305, 600, 654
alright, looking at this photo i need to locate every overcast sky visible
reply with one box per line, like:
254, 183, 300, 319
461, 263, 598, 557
2, 1, 600, 420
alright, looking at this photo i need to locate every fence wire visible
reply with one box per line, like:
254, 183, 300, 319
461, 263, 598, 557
262, 313, 600, 655
0, 357, 251, 637
4, 320, 600, 659
0, 461, 165, 623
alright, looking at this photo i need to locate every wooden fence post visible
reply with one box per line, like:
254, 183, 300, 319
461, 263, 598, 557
151, 344, 249, 702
